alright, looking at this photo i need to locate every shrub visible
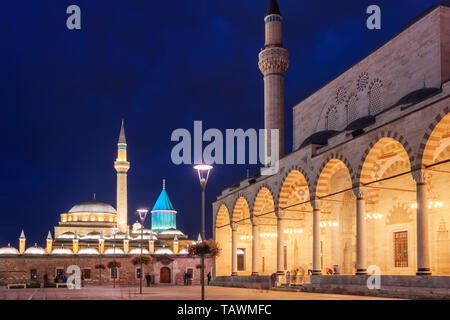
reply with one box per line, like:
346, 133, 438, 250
187, 239, 221, 257
130, 255, 152, 266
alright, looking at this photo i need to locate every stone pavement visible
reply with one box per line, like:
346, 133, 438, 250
0, 285, 398, 300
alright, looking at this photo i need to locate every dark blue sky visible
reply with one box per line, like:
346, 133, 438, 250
0, 0, 441, 246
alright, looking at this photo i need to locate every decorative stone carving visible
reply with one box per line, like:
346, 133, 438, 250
357, 72, 370, 92
386, 203, 413, 225
335, 87, 347, 104
258, 47, 289, 75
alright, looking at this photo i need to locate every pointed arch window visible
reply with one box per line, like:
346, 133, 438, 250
369, 79, 383, 115
326, 106, 339, 131
346, 93, 359, 125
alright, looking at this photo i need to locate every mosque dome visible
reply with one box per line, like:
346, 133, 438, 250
57, 232, 77, 239
69, 200, 117, 214
154, 248, 174, 255
128, 248, 150, 255
178, 248, 188, 254
0, 245, 20, 255
77, 247, 100, 255
51, 247, 73, 255
24, 245, 47, 255
160, 229, 185, 236
104, 247, 125, 255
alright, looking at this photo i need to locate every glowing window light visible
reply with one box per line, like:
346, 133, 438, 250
320, 220, 339, 228
283, 229, 303, 234
411, 199, 443, 209
365, 213, 383, 220
259, 233, 277, 238
239, 235, 253, 241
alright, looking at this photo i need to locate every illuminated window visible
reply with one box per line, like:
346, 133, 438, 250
30, 269, 38, 280
136, 268, 142, 280
110, 268, 119, 279
394, 231, 408, 267
82, 269, 91, 280
56, 268, 64, 279
237, 248, 245, 271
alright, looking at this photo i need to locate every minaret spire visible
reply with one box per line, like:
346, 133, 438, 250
259, 0, 289, 163
118, 119, 126, 144
163, 179, 166, 190
115, 120, 130, 233
267, 0, 281, 16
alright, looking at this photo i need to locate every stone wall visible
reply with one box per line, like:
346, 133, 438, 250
0, 255, 213, 286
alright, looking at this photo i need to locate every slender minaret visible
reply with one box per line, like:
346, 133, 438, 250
259, 0, 289, 162
19, 230, 26, 254
114, 120, 130, 233
46, 231, 53, 254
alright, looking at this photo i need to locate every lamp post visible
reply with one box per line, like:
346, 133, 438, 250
111, 226, 119, 289
194, 164, 213, 301
137, 209, 149, 295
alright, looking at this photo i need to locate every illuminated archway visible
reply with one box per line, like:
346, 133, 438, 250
253, 187, 277, 275
360, 137, 416, 275
279, 170, 311, 274
420, 112, 450, 275
215, 205, 232, 276
231, 197, 252, 275
316, 158, 354, 274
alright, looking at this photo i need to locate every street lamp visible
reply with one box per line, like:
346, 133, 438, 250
194, 164, 212, 301
137, 209, 149, 295
111, 226, 119, 289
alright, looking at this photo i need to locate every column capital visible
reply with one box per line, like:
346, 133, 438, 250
311, 199, 322, 210
354, 187, 368, 200
231, 223, 239, 231
412, 170, 432, 185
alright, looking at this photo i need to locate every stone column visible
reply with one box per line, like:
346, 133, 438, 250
277, 216, 286, 274
312, 200, 322, 275
415, 172, 432, 275
355, 188, 368, 275
252, 223, 259, 276
231, 224, 238, 276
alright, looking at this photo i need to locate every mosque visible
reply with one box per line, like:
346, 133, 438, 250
0, 122, 211, 286
212, 0, 450, 297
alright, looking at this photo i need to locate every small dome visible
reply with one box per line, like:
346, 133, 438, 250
105, 232, 129, 240
77, 247, 99, 255
129, 248, 150, 254
0, 245, 20, 255
24, 245, 46, 255
178, 248, 188, 254
154, 248, 173, 255
104, 247, 124, 255
80, 232, 102, 240
133, 234, 158, 241
69, 200, 116, 214
57, 232, 76, 239
51, 247, 73, 255
160, 229, 185, 236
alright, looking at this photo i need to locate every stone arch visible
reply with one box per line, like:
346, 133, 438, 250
416, 106, 450, 169
279, 168, 312, 216
215, 204, 231, 229
252, 185, 276, 222
232, 196, 251, 225
313, 153, 356, 198
356, 131, 415, 184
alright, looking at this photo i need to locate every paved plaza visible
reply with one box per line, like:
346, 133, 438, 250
0, 285, 397, 300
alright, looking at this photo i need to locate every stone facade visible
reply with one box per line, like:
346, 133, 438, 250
0, 255, 213, 286
212, 1, 450, 285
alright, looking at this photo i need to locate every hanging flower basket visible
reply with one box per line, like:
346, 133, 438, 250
130, 255, 152, 266
94, 263, 106, 270
196, 264, 202, 269
107, 260, 122, 269
187, 239, 220, 257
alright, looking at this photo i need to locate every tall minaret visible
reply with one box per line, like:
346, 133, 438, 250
259, 0, 289, 162
114, 120, 130, 233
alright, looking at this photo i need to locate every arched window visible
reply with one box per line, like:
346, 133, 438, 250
326, 106, 339, 131
369, 79, 383, 115
346, 93, 359, 124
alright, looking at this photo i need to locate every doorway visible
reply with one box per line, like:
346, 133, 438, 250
160, 267, 171, 283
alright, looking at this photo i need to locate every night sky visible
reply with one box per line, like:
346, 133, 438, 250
0, 0, 442, 247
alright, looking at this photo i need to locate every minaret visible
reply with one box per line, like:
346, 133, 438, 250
19, 230, 26, 254
46, 231, 53, 254
259, 0, 289, 162
114, 120, 130, 233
